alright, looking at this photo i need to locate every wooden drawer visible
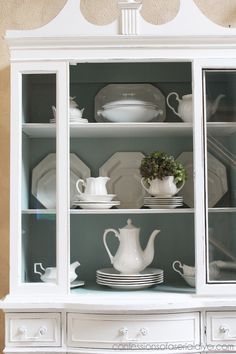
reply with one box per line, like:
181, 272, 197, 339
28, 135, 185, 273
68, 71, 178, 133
207, 311, 236, 346
6, 313, 61, 347
67, 312, 200, 349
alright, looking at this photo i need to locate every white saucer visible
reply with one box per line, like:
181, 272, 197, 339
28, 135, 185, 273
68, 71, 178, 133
70, 280, 85, 288
75, 202, 120, 209
76, 194, 116, 202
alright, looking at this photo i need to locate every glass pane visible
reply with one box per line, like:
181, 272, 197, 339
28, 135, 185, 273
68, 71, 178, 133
69, 62, 195, 294
21, 73, 57, 284
204, 70, 236, 283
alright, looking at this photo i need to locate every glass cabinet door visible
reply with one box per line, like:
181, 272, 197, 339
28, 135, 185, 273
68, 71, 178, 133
10, 62, 69, 294
203, 69, 236, 284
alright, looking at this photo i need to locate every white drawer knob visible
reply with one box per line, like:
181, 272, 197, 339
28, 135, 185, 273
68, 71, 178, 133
119, 327, 128, 336
219, 325, 236, 338
139, 327, 148, 336
17, 325, 47, 340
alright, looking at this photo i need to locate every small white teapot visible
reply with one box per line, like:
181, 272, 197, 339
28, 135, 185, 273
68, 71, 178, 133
52, 97, 85, 119
34, 261, 80, 283
103, 219, 160, 274
141, 176, 184, 197
167, 92, 225, 122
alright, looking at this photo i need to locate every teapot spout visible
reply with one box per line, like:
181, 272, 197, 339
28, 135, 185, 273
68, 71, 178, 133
143, 230, 160, 268
211, 94, 225, 115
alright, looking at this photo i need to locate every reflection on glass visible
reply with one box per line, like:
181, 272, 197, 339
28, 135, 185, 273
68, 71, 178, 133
204, 70, 236, 283
21, 73, 57, 284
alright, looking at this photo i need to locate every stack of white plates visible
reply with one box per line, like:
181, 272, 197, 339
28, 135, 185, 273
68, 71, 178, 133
96, 268, 164, 290
144, 196, 183, 209
73, 194, 120, 209
50, 116, 88, 124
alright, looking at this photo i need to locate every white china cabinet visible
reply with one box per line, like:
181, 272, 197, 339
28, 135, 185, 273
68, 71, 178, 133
2, 0, 236, 353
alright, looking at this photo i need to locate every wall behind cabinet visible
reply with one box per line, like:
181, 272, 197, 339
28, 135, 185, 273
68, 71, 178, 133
1, 0, 236, 353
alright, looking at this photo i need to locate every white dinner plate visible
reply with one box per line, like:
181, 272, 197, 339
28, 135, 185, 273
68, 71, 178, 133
32, 153, 91, 208
96, 276, 164, 283
99, 152, 146, 208
96, 281, 163, 290
177, 151, 228, 207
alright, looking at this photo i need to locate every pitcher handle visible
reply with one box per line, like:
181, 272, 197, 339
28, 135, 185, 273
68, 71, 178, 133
141, 177, 150, 193
34, 263, 45, 276
172, 260, 184, 276
176, 179, 185, 193
76, 179, 86, 195
103, 228, 119, 265
166, 92, 181, 117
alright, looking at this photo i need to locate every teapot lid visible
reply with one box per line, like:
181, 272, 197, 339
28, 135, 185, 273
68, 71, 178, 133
121, 219, 139, 230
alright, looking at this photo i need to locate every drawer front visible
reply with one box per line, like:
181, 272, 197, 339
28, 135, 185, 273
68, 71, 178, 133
6, 313, 61, 347
67, 312, 200, 349
207, 311, 236, 346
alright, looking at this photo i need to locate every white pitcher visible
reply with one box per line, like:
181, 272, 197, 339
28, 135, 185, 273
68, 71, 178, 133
76, 176, 110, 196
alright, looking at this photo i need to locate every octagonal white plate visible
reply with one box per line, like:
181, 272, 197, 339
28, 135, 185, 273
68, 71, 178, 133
177, 151, 228, 207
99, 152, 145, 208
37, 169, 79, 209
32, 153, 91, 208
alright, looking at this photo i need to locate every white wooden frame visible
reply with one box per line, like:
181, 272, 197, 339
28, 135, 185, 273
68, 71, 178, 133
10, 61, 70, 295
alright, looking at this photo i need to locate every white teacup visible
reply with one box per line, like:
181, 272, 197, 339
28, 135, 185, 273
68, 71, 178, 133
76, 177, 110, 196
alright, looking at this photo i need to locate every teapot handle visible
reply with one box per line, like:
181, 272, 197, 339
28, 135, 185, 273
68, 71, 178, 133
166, 92, 181, 117
76, 179, 86, 195
34, 263, 45, 276
141, 177, 150, 193
103, 229, 119, 265
172, 260, 184, 276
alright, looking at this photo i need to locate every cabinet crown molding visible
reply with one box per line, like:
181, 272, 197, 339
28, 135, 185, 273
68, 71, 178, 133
5, 0, 236, 44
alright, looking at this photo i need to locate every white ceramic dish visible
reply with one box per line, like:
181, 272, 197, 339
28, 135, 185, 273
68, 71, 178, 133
76, 201, 120, 209
97, 105, 163, 123
99, 152, 146, 208
95, 84, 166, 123
96, 276, 163, 283
32, 153, 91, 208
145, 204, 182, 209
75, 194, 116, 202
177, 151, 228, 207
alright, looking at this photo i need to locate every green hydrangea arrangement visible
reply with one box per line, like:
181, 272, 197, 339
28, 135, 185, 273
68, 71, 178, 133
140, 151, 187, 187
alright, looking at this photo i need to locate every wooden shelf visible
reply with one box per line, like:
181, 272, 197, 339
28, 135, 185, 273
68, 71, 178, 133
22, 122, 193, 138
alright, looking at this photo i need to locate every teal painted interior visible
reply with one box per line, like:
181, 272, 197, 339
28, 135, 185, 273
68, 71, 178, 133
70, 214, 194, 288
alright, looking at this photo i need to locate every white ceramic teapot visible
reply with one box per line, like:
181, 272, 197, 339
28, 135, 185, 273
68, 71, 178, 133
103, 219, 160, 274
34, 261, 80, 283
141, 176, 184, 197
167, 92, 225, 122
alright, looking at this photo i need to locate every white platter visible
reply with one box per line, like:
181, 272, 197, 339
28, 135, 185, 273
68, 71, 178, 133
32, 153, 91, 208
97, 268, 163, 278
99, 152, 146, 208
95, 84, 166, 123
177, 151, 228, 207
97, 280, 163, 290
